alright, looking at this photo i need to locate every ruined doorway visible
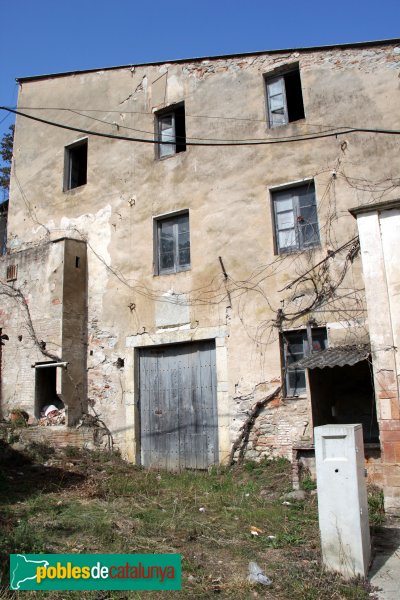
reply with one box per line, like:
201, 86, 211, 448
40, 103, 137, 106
307, 354, 379, 443
34, 363, 64, 419
138, 340, 218, 470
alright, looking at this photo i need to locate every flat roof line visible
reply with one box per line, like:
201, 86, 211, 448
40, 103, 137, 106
349, 198, 400, 217
16, 38, 400, 83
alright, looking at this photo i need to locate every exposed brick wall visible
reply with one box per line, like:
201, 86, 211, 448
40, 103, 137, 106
380, 420, 400, 463
232, 387, 312, 461
0, 424, 102, 449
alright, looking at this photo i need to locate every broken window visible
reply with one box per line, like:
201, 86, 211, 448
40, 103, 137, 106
64, 139, 88, 190
282, 328, 327, 396
155, 212, 190, 275
265, 67, 305, 128
272, 182, 320, 253
156, 104, 186, 159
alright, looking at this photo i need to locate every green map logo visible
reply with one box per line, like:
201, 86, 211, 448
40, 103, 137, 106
11, 555, 50, 590
10, 554, 181, 591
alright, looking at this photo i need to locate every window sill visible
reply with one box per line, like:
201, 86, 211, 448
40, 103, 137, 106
275, 243, 321, 256
267, 118, 306, 130
154, 268, 191, 277
156, 151, 187, 162
63, 184, 87, 194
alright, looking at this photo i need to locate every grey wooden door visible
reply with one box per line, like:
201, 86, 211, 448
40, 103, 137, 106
139, 340, 218, 470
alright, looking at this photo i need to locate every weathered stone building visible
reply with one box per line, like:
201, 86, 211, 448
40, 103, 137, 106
1, 39, 399, 510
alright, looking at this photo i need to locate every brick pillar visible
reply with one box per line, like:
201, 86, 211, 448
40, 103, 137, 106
351, 204, 400, 515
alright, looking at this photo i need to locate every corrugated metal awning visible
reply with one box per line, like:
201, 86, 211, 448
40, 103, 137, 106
290, 344, 370, 370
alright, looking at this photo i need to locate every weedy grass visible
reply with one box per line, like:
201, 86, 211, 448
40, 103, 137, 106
0, 445, 373, 599
367, 485, 385, 527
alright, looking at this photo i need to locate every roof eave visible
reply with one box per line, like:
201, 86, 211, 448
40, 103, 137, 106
349, 198, 400, 218
290, 344, 371, 370
16, 37, 400, 84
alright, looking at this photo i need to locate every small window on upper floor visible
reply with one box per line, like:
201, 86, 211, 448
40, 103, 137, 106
155, 212, 190, 275
156, 103, 186, 159
271, 182, 320, 254
64, 139, 88, 191
265, 67, 305, 128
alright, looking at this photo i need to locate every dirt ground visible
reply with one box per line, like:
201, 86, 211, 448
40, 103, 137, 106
0, 439, 378, 599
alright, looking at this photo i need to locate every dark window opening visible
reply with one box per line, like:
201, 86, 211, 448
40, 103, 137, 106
34, 364, 64, 419
156, 104, 186, 159
282, 328, 327, 397
64, 140, 87, 190
284, 69, 305, 123
155, 212, 190, 275
309, 361, 379, 444
272, 182, 320, 253
266, 67, 305, 128
75, 256, 80, 268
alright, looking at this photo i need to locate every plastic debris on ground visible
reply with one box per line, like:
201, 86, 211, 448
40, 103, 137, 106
247, 562, 272, 586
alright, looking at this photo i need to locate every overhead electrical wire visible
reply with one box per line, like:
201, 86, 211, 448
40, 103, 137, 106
64, 108, 352, 143
15, 105, 356, 137
1, 106, 400, 147
16, 105, 354, 127
2, 105, 345, 144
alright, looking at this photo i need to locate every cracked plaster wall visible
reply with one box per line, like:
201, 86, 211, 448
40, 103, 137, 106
0, 239, 86, 425
3, 42, 400, 459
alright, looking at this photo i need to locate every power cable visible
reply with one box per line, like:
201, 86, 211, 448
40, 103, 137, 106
16, 105, 355, 127
2, 105, 342, 143
14, 105, 351, 142
2, 107, 400, 147
66, 108, 347, 143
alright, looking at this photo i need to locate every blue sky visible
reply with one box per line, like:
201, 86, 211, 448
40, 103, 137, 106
1, 0, 400, 141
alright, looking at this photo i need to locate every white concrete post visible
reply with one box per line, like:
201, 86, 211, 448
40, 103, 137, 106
314, 424, 370, 579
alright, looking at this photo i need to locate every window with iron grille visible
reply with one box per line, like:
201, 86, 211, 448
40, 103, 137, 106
6, 264, 17, 282
265, 66, 305, 128
282, 328, 327, 396
272, 182, 320, 253
156, 104, 186, 159
155, 212, 190, 275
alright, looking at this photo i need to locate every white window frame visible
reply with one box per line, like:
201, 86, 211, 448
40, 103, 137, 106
265, 66, 305, 128
157, 111, 176, 159
155, 103, 186, 160
266, 75, 288, 128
